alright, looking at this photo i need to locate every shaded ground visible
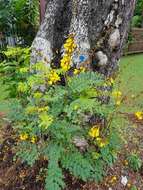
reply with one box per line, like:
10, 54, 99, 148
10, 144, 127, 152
0, 54, 143, 189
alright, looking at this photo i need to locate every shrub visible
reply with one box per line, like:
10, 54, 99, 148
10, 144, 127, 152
0, 47, 30, 98
5, 39, 121, 190
131, 15, 142, 28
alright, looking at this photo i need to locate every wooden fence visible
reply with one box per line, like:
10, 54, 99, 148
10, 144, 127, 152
0, 25, 25, 49
126, 28, 143, 54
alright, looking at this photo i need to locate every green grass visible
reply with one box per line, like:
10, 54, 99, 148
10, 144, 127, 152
118, 54, 143, 112
109, 54, 143, 143
0, 79, 10, 113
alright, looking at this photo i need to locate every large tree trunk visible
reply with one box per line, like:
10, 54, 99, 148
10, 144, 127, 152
31, 0, 136, 76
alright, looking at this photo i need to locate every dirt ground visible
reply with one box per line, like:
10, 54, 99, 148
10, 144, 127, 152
0, 112, 143, 190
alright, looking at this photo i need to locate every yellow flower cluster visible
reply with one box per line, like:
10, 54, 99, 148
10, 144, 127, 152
26, 106, 49, 114
73, 67, 86, 75
20, 133, 28, 141
88, 125, 108, 148
135, 111, 143, 120
48, 70, 60, 85
96, 137, 108, 148
112, 90, 122, 106
63, 37, 77, 54
19, 133, 37, 143
31, 136, 37, 143
60, 35, 77, 72
112, 90, 122, 98
89, 126, 100, 138
109, 176, 117, 184
61, 54, 71, 71
38, 106, 49, 112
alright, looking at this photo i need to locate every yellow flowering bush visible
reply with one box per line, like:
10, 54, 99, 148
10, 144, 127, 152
7, 41, 121, 190
0, 47, 30, 97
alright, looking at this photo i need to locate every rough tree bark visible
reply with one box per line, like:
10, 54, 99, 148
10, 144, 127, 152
31, 0, 136, 77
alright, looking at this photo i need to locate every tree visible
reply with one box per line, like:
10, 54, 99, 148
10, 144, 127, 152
31, 0, 136, 77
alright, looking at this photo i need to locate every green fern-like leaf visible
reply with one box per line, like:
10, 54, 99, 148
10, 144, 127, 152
45, 161, 65, 190
91, 159, 105, 182
68, 71, 103, 93
62, 151, 93, 181
44, 143, 65, 190
16, 142, 39, 166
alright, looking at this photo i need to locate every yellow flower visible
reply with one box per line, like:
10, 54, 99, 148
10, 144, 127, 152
65, 37, 73, 44
80, 67, 86, 72
96, 137, 108, 148
124, 160, 129, 166
38, 106, 49, 112
73, 69, 80, 75
89, 126, 100, 138
64, 37, 76, 54
31, 136, 37, 143
20, 133, 28, 141
60, 35, 77, 72
61, 62, 71, 71
127, 183, 131, 188
109, 176, 117, 184
116, 100, 121, 106
48, 70, 60, 85
73, 67, 85, 75
61, 54, 71, 72
112, 90, 122, 98
135, 111, 143, 120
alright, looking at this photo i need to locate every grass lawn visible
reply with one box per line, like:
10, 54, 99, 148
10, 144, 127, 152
0, 80, 10, 113
119, 53, 143, 112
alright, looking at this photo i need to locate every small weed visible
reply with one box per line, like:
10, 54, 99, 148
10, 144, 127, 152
127, 153, 142, 172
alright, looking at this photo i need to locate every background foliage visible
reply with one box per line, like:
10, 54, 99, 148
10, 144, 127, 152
132, 0, 143, 27
0, 0, 39, 45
